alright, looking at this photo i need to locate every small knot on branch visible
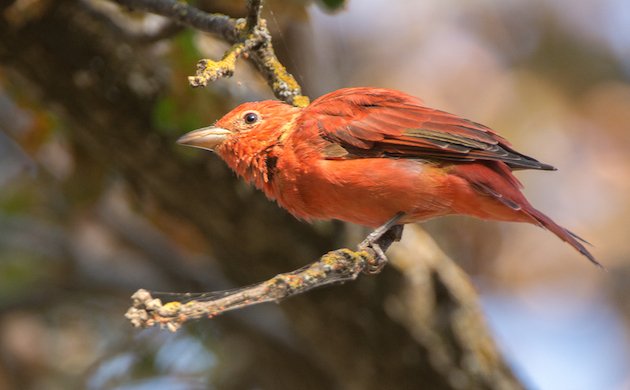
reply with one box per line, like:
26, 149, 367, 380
125, 289, 177, 331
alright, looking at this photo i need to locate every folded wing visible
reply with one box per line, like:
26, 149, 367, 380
302, 87, 555, 171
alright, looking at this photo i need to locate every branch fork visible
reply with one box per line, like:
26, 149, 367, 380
188, 12, 264, 86
113, 0, 308, 106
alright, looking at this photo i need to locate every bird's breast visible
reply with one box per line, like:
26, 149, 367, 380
269, 155, 454, 227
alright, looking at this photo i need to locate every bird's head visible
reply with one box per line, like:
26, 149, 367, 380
177, 100, 300, 154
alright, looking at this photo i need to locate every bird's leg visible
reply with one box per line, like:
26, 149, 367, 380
358, 212, 405, 274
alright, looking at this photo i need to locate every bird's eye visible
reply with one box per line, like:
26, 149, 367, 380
243, 112, 259, 124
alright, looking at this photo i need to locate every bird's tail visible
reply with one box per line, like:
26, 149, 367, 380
452, 162, 600, 267
525, 208, 602, 268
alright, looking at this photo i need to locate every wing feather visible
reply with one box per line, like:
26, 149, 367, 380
303, 88, 555, 171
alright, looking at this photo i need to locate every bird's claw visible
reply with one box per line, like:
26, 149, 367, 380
361, 244, 389, 274
358, 215, 405, 275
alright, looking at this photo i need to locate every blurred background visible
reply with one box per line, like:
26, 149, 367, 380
1, 0, 629, 388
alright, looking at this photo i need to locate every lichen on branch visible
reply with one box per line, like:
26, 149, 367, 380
126, 245, 390, 331
188, 42, 246, 87
112, 0, 309, 106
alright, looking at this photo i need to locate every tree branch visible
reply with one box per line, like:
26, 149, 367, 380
112, 0, 309, 106
126, 229, 399, 331
126, 248, 369, 331
125, 222, 402, 332
125, 209, 404, 332
113, 0, 237, 40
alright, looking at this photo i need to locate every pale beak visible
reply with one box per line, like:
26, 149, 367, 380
176, 126, 232, 151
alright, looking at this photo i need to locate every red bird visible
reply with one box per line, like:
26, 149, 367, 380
178, 87, 598, 266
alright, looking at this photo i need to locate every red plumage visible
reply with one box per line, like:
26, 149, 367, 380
178, 87, 598, 266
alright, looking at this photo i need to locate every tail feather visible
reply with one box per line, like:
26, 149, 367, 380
452, 162, 601, 267
567, 230, 593, 246
526, 208, 602, 268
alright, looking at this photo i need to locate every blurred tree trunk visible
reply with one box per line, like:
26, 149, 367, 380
0, 1, 524, 389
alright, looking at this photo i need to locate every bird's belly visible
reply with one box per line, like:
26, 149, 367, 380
273, 158, 452, 228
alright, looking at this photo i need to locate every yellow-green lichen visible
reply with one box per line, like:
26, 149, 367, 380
187, 13, 308, 106
160, 301, 182, 316
292, 95, 310, 107
188, 45, 244, 87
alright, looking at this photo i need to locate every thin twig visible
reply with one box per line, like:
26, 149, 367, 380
111, 0, 309, 106
126, 230, 401, 331
112, 0, 237, 40
126, 249, 368, 331
246, 0, 263, 31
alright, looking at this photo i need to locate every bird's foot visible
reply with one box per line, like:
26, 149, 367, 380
358, 213, 405, 275
361, 244, 389, 274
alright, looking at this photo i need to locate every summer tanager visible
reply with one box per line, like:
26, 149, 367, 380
178, 87, 598, 266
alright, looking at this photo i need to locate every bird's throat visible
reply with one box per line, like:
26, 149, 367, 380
219, 111, 300, 186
